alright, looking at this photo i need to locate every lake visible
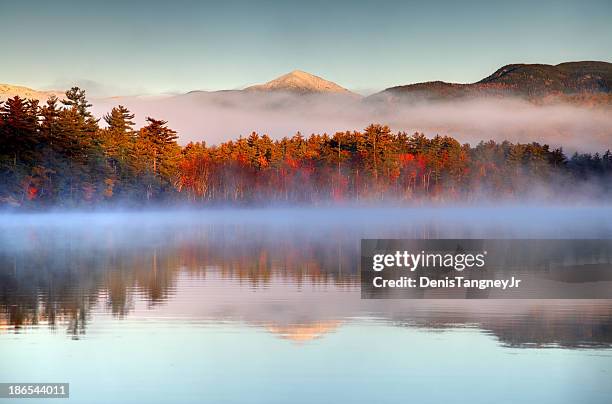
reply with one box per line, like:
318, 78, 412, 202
1, 207, 611, 403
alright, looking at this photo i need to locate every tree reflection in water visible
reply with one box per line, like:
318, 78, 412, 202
1, 208, 611, 347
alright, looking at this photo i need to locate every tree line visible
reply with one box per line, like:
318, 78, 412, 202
1, 87, 611, 207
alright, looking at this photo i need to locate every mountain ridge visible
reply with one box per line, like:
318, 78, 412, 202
2, 61, 611, 104
369, 61, 612, 102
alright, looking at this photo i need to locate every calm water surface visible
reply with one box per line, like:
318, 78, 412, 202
1, 207, 611, 403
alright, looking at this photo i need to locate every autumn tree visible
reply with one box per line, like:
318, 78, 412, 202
101, 105, 137, 198
134, 117, 180, 200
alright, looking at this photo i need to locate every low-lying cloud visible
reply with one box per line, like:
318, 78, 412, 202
91, 91, 612, 152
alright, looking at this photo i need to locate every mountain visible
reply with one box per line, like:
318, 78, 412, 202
7, 62, 610, 104
0, 83, 64, 102
478, 61, 612, 93
368, 61, 612, 102
245, 70, 355, 95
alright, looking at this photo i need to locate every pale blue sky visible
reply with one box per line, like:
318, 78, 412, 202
0, 0, 610, 95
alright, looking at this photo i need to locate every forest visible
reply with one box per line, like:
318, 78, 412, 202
1, 87, 611, 207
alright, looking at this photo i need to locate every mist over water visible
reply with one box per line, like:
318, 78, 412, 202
2, 207, 612, 403
2, 206, 612, 331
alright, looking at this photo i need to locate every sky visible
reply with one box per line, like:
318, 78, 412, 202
0, 0, 611, 96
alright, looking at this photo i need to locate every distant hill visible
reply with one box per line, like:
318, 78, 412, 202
0, 83, 64, 102
368, 61, 612, 103
245, 70, 356, 95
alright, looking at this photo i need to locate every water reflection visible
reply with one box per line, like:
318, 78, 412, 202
1, 207, 612, 349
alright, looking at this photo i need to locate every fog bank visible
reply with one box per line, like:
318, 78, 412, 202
92, 92, 612, 152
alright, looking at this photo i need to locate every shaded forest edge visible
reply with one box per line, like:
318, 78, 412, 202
1, 87, 611, 208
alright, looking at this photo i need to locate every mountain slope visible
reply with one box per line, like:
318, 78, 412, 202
477, 61, 612, 94
369, 61, 612, 102
0, 83, 64, 101
246, 70, 355, 95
